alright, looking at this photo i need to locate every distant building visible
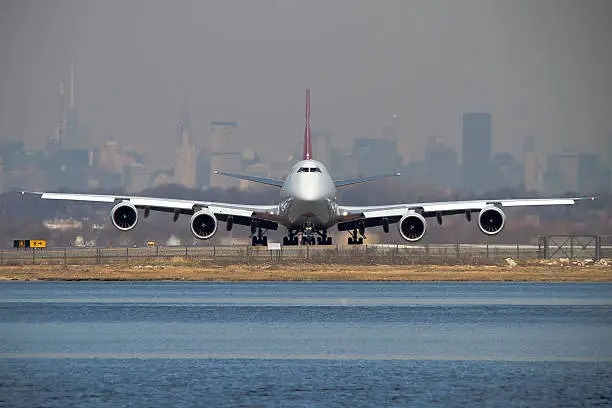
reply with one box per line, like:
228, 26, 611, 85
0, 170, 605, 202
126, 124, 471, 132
174, 105, 196, 188
0, 156, 3, 194
608, 135, 612, 191
522, 136, 539, 192
210, 121, 238, 154
462, 112, 492, 193
543, 152, 578, 194
61, 62, 89, 151
423, 136, 459, 189
312, 131, 331, 165
123, 163, 150, 193
210, 121, 241, 189
196, 149, 211, 189
352, 138, 402, 176
491, 152, 523, 190
577, 153, 609, 194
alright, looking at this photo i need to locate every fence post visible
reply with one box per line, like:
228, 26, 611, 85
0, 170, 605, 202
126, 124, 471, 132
516, 244, 520, 260
0, 250, 3, 265
97, 248, 100, 264
156, 245, 159, 258
32, 248, 35, 264
595, 236, 601, 261
213, 246, 216, 260
185, 246, 188, 257
126, 247, 129, 262
64, 248, 67, 265
456, 242, 460, 262
486, 244, 489, 259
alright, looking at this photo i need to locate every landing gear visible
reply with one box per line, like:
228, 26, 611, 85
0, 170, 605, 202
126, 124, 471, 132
282, 229, 332, 246
347, 228, 365, 245
301, 236, 316, 246
251, 226, 268, 246
317, 236, 332, 245
283, 235, 299, 246
252, 235, 267, 246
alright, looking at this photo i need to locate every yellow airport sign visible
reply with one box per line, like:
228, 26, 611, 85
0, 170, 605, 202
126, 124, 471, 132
30, 240, 47, 248
13, 239, 47, 249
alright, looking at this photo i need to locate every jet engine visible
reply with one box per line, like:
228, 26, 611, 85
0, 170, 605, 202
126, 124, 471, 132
398, 212, 427, 242
111, 201, 138, 231
478, 205, 506, 235
190, 209, 218, 240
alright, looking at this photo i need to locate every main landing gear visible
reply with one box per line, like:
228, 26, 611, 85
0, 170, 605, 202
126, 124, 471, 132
251, 225, 268, 246
282, 229, 332, 246
347, 227, 365, 245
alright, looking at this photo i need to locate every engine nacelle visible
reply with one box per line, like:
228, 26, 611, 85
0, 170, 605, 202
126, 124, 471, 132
190, 209, 218, 240
111, 201, 138, 231
478, 205, 506, 235
398, 212, 427, 242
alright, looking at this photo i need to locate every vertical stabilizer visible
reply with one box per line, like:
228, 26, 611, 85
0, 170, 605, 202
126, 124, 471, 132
303, 89, 313, 160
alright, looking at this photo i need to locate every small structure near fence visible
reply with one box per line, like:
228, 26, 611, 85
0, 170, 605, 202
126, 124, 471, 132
538, 235, 608, 261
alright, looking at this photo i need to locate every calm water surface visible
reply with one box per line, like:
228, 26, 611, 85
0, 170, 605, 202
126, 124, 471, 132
1, 281, 611, 407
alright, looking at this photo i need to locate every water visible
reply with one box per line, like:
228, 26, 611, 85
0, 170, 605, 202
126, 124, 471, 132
1, 282, 611, 407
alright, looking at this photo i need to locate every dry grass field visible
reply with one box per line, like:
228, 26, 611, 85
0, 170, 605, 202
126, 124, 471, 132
1, 258, 610, 282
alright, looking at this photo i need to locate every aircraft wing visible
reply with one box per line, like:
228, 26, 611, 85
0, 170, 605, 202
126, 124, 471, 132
334, 173, 401, 187
213, 171, 285, 187
337, 196, 597, 229
16, 190, 282, 229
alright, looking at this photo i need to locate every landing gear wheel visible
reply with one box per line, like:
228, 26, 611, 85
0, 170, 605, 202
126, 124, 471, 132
326, 237, 332, 245
348, 237, 353, 245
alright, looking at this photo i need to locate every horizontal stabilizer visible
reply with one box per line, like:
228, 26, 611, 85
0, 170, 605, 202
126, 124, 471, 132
213, 171, 284, 187
334, 173, 401, 188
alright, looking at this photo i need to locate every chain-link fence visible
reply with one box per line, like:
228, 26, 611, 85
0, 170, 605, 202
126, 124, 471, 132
3, 236, 609, 266
1, 243, 546, 266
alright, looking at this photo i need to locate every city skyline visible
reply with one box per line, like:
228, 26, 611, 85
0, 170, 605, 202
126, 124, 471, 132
0, 0, 611, 168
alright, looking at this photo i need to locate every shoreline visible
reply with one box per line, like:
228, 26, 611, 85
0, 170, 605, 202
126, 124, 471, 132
1, 262, 611, 282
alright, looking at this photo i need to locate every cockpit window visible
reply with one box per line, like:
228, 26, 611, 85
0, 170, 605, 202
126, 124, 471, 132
297, 167, 322, 173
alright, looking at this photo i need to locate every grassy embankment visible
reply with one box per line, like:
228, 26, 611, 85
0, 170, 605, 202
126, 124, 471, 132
0, 258, 610, 282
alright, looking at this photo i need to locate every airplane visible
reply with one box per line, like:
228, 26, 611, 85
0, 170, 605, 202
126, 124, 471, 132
18, 89, 596, 247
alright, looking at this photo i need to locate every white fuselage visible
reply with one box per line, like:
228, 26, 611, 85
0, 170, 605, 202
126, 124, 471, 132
279, 159, 338, 230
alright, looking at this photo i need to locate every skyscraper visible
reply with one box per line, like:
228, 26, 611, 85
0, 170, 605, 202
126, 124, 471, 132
523, 136, 539, 192
174, 105, 196, 188
424, 136, 459, 189
462, 112, 492, 193
313, 130, 331, 165
210, 121, 241, 189
61, 62, 88, 151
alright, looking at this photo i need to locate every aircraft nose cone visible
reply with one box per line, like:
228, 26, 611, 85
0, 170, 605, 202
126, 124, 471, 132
293, 180, 322, 202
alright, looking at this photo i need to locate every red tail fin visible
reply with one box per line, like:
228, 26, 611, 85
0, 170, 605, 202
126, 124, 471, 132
303, 88, 313, 160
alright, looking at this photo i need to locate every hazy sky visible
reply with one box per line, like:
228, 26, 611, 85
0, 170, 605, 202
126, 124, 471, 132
1, 0, 611, 165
